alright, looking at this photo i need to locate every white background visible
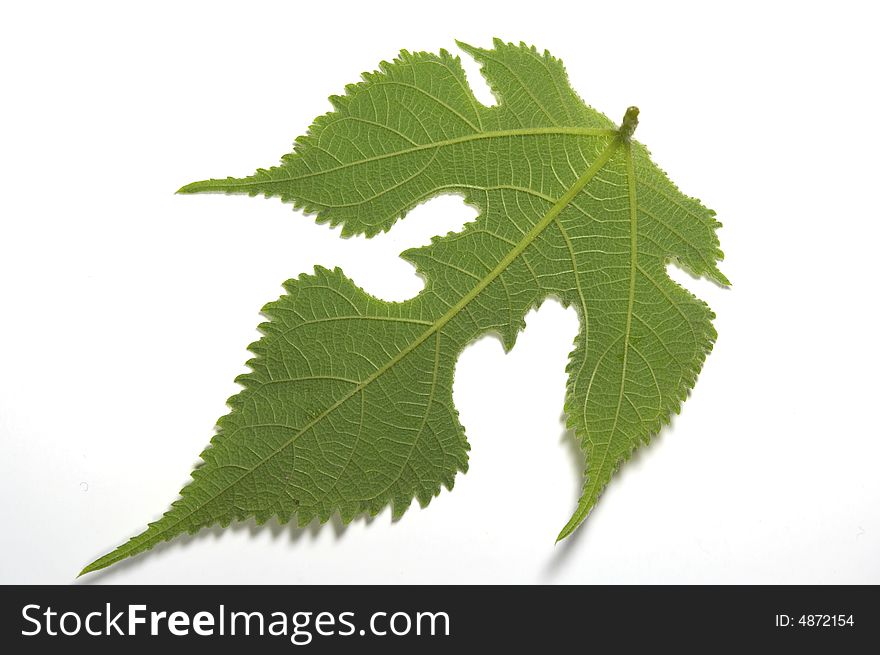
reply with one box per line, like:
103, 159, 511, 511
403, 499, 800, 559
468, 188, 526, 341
1, 0, 878, 584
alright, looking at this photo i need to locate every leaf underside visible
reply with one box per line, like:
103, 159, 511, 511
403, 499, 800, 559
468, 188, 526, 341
82, 39, 727, 575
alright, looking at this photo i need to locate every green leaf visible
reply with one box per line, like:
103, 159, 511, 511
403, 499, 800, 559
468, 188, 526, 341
82, 39, 727, 575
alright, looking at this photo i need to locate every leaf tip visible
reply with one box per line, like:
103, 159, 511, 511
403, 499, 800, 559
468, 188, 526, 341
77, 561, 100, 578
555, 512, 581, 543
78, 544, 131, 578
706, 263, 731, 287
454, 39, 480, 57
714, 270, 732, 287
176, 180, 209, 195
555, 525, 574, 544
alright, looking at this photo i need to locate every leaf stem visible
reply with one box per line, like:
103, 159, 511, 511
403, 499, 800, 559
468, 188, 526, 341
619, 106, 639, 141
